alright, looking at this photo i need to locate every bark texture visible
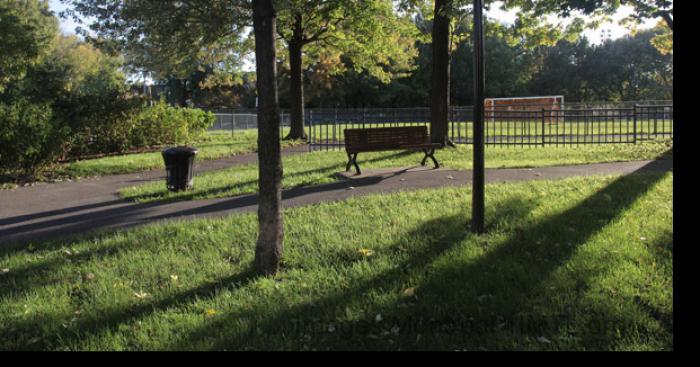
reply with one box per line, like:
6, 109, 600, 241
286, 14, 307, 140
430, 0, 452, 146
252, 0, 284, 275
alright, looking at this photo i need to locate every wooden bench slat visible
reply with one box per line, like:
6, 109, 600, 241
343, 126, 441, 174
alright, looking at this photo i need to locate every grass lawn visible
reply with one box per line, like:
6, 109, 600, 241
0, 172, 673, 350
1, 130, 302, 187
120, 139, 672, 203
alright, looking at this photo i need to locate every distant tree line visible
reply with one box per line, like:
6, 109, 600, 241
143, 22, 671, 110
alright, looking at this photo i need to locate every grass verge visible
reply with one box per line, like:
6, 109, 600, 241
1, 130, 302, 188
120, 139, 672, 203
0, 172, 673, 350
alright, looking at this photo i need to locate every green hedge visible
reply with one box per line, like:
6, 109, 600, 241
0, 100, 216, 179
0, 100, 68, 177
130, 101, 215, 148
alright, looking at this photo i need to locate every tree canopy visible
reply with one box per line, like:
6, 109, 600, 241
0, 0, 58, 92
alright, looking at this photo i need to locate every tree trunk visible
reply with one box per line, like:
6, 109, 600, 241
430, 0, 451, 146
252, 0, 284, 276
285, 14, 307, 140
179, 79, 189, 107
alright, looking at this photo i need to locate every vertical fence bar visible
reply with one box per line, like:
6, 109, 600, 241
309, 109, 314, 152
541, 108, 546, 147
633, 105, 638, 144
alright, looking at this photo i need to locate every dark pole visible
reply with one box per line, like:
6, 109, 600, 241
471, 0, 485, 233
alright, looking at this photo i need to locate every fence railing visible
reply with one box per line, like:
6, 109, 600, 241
204, 103, 673, 150
208, 109, 292, 139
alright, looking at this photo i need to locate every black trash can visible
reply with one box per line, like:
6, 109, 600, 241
162, 146, 198, 191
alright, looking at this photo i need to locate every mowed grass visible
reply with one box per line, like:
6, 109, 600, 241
50, 130, 301, 179
120, 139, 672, 203
0, 173, 672, 350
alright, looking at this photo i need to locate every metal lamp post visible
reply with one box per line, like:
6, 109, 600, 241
471, 0, 485, 233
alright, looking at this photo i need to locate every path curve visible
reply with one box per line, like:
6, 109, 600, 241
0, 159, 672, 248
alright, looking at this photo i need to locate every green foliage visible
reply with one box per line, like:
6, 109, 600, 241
131, 101, 216, 148
66, 0, 252, 107
120, 139, 672, 203
0, 100, 66, 177
17, 35, 146, 158
527, 28, 672, 102
0, 0, 58, 92
0, 173, 673, 350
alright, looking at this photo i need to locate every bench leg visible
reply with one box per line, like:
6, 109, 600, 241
346, 153, 361, 175
422, 148, 439, 169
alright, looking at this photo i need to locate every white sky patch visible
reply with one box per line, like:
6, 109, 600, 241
49, 0, 82, 36
487, 3, 660, 44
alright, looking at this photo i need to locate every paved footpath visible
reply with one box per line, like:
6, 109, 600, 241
0, 158, 672, 248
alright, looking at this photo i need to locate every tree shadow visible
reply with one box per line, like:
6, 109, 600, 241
124, 149, 416, 203
0, 150, 416, 250
2, 265, 259, 351
0, 160, 671, 350
168, 166, 670, 350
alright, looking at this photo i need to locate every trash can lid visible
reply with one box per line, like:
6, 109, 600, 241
162, 146, 198, 155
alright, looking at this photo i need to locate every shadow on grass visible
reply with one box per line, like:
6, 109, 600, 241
123, 149, 416, 203
0, 150, 414, 250
2, 265, 259, 351
170, 166, 670, 350
0, 160, 672, 350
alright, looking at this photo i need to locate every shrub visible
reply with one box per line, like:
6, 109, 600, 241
131, 101, 215, 148
61, 92, 145, 158
0, 100, 68, 177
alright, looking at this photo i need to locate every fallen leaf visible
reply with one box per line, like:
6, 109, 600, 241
403, 287, 416, 297
0, 268, 9, 275
205, 309, 217, 317
170, 275, 179, 282
358, 248, 374, 257
134, 291, 150, 299
536, 336, 551, 344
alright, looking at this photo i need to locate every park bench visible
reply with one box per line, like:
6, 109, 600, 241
343, 126, 441, 174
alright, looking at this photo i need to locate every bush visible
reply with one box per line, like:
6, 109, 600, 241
131, 101, 215, 148
0, 100, 68, 177
61, 92, 145, 158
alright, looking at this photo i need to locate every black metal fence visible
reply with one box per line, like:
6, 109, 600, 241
307, 103, 672, 150
207, 109, 292, 139
205, 101, 673, 150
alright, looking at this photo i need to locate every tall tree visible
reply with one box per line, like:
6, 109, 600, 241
276, 0, 418, 140
253, 0, 284, 275
401, 0, 583, 145
64, 1, 252, 106
0, 0, 57, 93
67, 0, 288, 275
430, 0, 452, 146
